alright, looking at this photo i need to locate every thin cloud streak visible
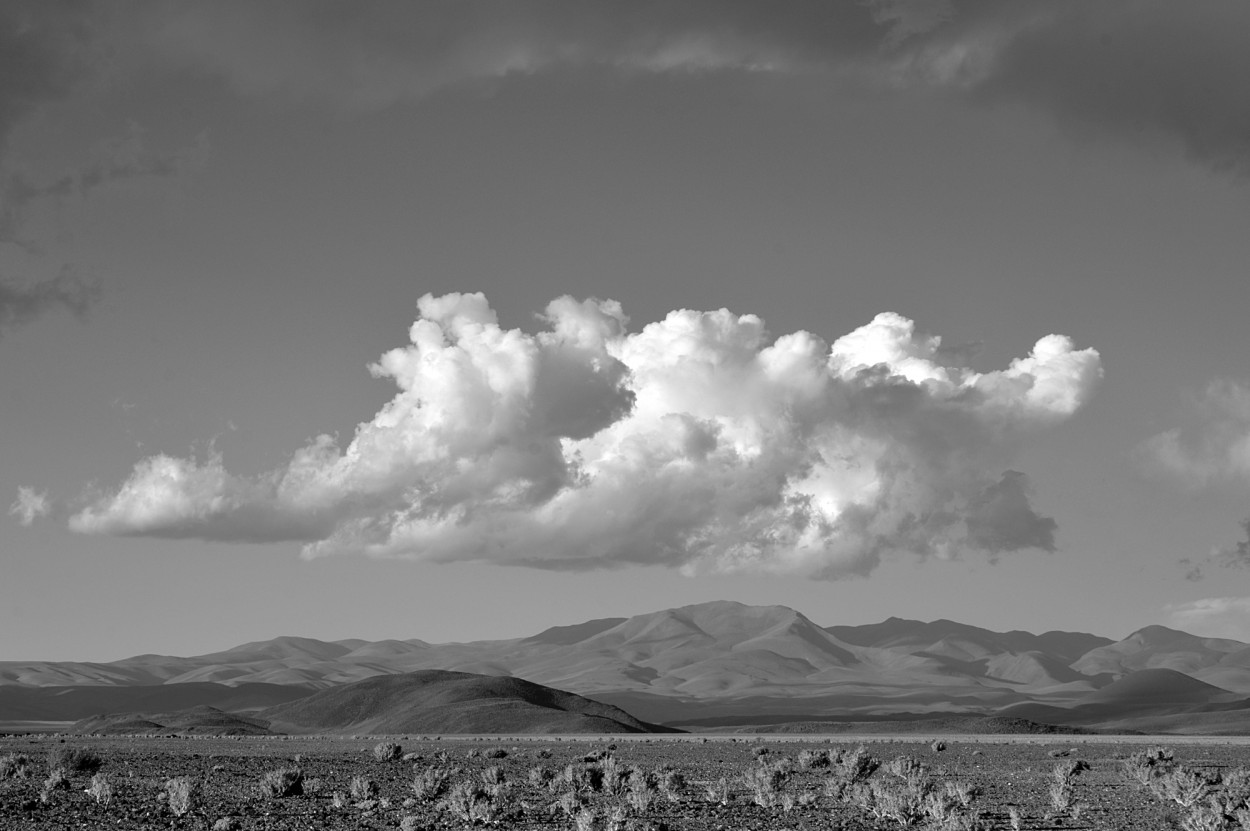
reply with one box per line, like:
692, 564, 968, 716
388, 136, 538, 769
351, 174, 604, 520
133, 0, 1250, 174
64, 294, 1101, 578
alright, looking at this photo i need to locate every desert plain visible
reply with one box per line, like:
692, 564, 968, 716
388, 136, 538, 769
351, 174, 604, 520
7, 732, 1250, 830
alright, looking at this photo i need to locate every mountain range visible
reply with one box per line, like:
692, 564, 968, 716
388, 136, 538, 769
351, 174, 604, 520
6, 601, 1250, 734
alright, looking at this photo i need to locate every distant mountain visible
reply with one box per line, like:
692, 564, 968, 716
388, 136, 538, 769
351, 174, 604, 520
998, 668, 1250, 733
827, 618, 1112, 666
261, 670, 677, 735
5, 601, 1250, 734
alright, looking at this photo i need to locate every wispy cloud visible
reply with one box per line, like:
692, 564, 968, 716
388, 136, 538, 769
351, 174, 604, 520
1181, 519, 1250, 582
1166, 596, 1250, 642
64, 293, 1101, 577
8, 486, 50, 527
0, 269, 99, 337
130, 0, 1250, 174
1140, 380, 1250, 488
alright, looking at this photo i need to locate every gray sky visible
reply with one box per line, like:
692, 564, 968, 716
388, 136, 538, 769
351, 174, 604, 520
3, 0, 1250, 661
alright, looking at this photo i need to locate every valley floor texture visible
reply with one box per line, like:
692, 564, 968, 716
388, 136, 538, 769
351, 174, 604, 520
4, 734, 1250, 829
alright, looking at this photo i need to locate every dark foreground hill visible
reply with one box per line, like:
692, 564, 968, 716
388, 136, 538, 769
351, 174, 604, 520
72, 705, 271, 735
260, 670, 681, 734
0, 681, 309, 722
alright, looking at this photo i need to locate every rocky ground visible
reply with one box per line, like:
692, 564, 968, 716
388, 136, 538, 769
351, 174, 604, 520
2, 733, 1248, 829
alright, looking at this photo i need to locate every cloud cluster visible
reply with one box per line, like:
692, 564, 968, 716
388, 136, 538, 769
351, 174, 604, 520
130, 0, 1250, 173
1166, 597, 1250, 642
63, 294, 1101, 577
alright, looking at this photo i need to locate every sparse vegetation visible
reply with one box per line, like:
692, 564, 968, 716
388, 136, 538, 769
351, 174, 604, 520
86, 772, 113, 806
0, 753, 31, 780
258, 765, 305, 797
47, 745, 104, 775
9, 734, 1250, 829
373, 741, 403, 761
165, 776, 197, 817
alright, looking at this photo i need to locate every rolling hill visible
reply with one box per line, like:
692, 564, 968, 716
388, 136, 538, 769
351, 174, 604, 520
6, 601, 1250, 733
260, 670, 677, 734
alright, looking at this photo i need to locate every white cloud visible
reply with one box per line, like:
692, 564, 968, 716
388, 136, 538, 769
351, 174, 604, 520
9, 487, 50, 526
69, 294, 1101, 578
1140, 380, 1250, 488
1166, 597, 1250, 642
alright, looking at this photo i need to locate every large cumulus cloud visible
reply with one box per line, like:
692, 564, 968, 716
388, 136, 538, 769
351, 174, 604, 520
65, 294, 1101, 577
130, 0, 1250, 174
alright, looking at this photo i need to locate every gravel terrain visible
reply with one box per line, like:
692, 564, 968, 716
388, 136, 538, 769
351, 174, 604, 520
4, 733, 1250, 829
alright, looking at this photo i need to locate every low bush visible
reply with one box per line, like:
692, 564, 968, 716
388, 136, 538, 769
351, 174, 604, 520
86, 772, 113, 806
258, 766, 304, 798
47, 745, 104, 776
166, 777, 196, 818
373, 741, 403, 762
0, 753, 31, 780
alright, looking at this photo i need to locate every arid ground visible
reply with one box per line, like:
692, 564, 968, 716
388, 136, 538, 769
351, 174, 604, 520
5, 733, 1250, 830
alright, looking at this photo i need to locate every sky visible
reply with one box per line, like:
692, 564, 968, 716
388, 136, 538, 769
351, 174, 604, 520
3, 0, 1250, 661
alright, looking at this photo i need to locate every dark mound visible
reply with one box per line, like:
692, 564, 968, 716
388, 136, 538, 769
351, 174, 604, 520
261, 669, 681, 735
1083, 668, 1233, 704
72, 705, 271, 735
0, 682, 310, 722
692, 715, 1093, 735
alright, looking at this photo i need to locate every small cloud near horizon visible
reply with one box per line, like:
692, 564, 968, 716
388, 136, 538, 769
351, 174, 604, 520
1181, 519, 1250, 581
57, 293, 1101, 579
1166, 596, 1250, 643
9, 486, 50, 526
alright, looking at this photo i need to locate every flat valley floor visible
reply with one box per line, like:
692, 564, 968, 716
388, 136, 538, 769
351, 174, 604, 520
6, 733, 1250, 829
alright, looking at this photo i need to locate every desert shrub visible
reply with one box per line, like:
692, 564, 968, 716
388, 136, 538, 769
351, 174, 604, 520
481, 766, 506, 787
600, 755, 628, 795
931, 740, 947, 753
47, 745, 104, 775
440, 779, 499, 824
39, 767, 71, 803
537, 748, 553, 759
742, 760, 789, 808
528, 766, 553, 788
399, 816, 425, 831
561, 761, 605, 793
837, 745, 881, 784
212, 818, 243, 831
0, 753, 31, 780
626, 767, 657, 813
554, 789, 584, 818
166, 776, 196, 817
484, 747, 508, 759
753, 745, 770, 757
86, 772, 114, 806
703, 777, 730, 806
373, 741, 403, 762
1180, 799, 1229, 831
413, 766, 451, 801
798, 749, 831, 770
573, 806, 598, 831
350, 775, 380, 801
258, 766, 304, 798
657, 766, 685, 802
1154, 765, 1217, 809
